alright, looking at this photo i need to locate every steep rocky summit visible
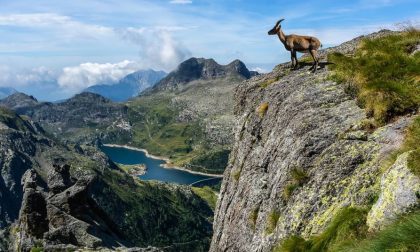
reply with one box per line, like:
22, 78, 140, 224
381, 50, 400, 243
149, 58, 251, 93
211, 30, 419, 251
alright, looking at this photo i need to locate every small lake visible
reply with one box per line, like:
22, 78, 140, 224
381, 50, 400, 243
100, 145, 221, 185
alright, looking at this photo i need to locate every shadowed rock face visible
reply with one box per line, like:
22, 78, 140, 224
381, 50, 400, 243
210, 31, 415, 252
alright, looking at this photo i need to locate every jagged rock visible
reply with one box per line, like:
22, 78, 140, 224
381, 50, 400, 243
47, 164, 73, 194
16, 170, 48, 251
367, 151, 420, 231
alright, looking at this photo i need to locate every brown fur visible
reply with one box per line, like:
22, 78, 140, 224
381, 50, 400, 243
268, 19, 322, 72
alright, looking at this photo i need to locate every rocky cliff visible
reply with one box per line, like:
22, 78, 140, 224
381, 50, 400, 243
210, 30, 419, 251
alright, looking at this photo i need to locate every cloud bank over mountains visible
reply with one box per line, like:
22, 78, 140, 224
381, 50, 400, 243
0, 13, 191, 99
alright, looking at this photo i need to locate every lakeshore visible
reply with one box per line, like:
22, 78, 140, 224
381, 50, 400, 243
102, 144, 224, 179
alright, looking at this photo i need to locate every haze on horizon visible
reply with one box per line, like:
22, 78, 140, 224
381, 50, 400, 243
0, 0, 419, 101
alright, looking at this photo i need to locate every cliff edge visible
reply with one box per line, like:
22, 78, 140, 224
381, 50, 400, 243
211, 30, 419, 251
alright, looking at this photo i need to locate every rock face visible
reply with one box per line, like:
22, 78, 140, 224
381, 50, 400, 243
85, 70, 167, 102
210, 38, 416, 251
367, 151, 420, 231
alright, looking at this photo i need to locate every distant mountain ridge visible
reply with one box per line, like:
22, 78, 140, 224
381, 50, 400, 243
85, 69, 167, 101
148, 58, 253, 93
0, 87, 17, 99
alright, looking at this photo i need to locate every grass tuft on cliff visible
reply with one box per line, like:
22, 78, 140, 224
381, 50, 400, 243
274, 207, 368, 252
328, 29, 420, 125
283, 168, 309, 200
383, 115, 420, 176
266, 210, 281, 234
338, 211, 420, 252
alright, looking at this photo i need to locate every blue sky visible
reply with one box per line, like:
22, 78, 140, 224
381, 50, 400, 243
0, 0, 419, 101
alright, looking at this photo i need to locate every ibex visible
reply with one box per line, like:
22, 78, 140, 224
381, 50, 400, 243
268, 19, 322, 72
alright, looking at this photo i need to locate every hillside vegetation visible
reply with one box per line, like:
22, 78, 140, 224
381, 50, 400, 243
328, 29, 419, 125
126, 75, 244, 174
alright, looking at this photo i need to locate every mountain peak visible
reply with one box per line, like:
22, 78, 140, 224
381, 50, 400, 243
0, 92, 39, 111
67, 92, 111, 104
149, 57, 251, 92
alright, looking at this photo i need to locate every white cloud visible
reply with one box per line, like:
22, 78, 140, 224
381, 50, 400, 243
169, 0, 192, 4
250, 67, 269, 73
0, 65, 58, 87
57, 60, 141, 92
0, 13, 113, 39
117, 27, 191, 71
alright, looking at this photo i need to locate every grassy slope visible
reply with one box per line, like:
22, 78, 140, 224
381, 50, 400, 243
328, 29, 419, 125
274, 30, 420, 252
124, 77, 239, 174
192, 186, 218, 210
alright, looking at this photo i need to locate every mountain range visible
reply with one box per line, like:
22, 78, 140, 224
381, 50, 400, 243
85, 69, 167, 102
0, 57, 255, 174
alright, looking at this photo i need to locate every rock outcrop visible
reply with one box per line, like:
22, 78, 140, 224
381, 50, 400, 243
367, 151, 420, 231
210, 32, 418, 251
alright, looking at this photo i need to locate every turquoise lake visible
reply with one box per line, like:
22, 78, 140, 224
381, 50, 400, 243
100, 145, 221, 185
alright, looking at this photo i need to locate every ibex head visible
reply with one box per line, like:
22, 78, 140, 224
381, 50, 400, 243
268, 19, 284, 35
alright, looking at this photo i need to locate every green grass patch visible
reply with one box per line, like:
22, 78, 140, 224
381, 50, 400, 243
0, 107, 33, 132
232, 169, 241, 181
283, 167, 309, 200
338, 211, 420, 252
30, 247, 43, 252
249, 206, 260, 230
274, 207, 368, 252
192, 186, 218, 210
266, 210, 281, 234
328, 29, 420, 125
